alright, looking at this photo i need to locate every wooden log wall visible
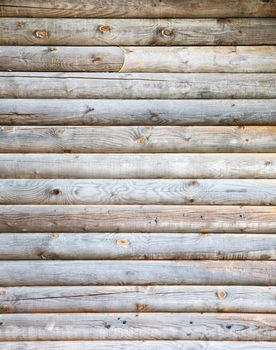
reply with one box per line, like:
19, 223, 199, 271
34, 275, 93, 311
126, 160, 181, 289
0, 1, 276, 349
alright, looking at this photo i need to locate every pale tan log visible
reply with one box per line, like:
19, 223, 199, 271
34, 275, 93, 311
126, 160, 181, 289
0, 233, 275, 260
0, 126, 276, 153
0, 313, 275, 340
1, 0, 275, 18
1, 46, 276, 73
1, 99, 276, 126
1, 73, 275, 99
0, 46, 124, 72
0, 341, 275, 350
0, 154, 275, 179
0, 261, 275, 286
0, 205, 276, 233
1, 179, 276, 205
1, 286, 275, 313
1, 18, 276, 45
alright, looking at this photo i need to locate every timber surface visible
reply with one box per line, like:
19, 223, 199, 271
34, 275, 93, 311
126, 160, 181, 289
0, 0, 276, 349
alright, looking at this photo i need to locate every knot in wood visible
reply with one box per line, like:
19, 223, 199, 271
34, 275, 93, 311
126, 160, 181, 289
16, 21, 25, 28
98, 25, 111, 33
136, 136, 146, 145
0, 290, 7, 296
33, 30, 49, 39
136, 303, 147, 312
161, 28, 173, 37
51, 188, 61, 196
116, 239, 129, 248
217, 290, 227, 299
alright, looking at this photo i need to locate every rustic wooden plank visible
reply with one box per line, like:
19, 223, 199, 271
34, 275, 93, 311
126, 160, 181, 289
1, 73, 275, 99
1, 1, 275, 18
1, 286, 275, 313
0, 261, 275, 286
2, 342, 276, 350
1, 18, 275, 46
0, 313, 275, 340
0, 154, 275, 179
0, 46, 124, 72
2, 46, 276, 73
1, 99, 276, 126
0, 341, 275, 350
0, 233, 275, 260
0, 205, 276, 233
1, 126, 276, 153
1, 179, 276, 205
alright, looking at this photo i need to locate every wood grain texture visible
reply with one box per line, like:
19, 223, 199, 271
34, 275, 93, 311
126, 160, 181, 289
1, 73, 275, 99
0, 341, 275, 350
0, 46, 124, 72
1, 99, 276, 126
1, 286, 275, 313
1, 154, 276, 179
1, 126, 276, 153
3, 18, 276, 46
0, 261, 275, 286
1, 179, 276, 205
0, 205, 276, 233
2, 46, 276, 73
0, 340, 276, 350
0, 233, 275, 260
0, 313, 275, 340
1, 0, 275, 18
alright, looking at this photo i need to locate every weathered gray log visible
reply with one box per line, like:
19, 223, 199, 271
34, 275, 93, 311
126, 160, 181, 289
1, 179, 276, 205
0, 46, 123, 72
0, 261, 275, 286
1, 99, 276, 126
1, 73, 275, 99
1, 46, 276, 73
1, 286, 275, 313
0, 205, 276, 233
1, 126, 276, 153
0, 154, 275, 179
1, 1, 275, 17
0, 313, 275, 340
1, 18, 276, 45
0, 233, 275, 260
0, 341, 275, 350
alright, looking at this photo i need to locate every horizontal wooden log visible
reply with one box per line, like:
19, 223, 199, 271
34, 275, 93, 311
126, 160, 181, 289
1, 0, 275, 18
0, 341, 275, 350
1, 154, 276, 179
1, 126, 276, 153
1, 179, 276, 205
0, 261, 275, 286
1, 73, 275, 99
0, 233, 275, 260
0, 46, 123, 73
1, 286, 275, 313
2, 46, 276, 73
0, 205, 276, 233
1, 18, 276, 46
1, 99, 276, 126
0, 313, 275, 340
